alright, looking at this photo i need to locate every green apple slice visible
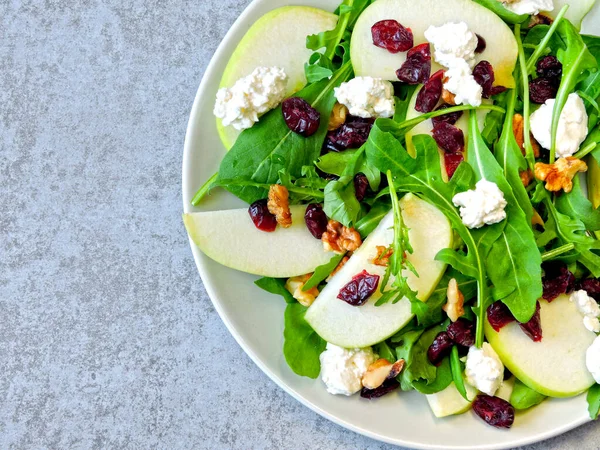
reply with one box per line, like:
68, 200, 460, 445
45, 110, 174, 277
183, 205, 335, 278
485, 295, 596, 398
426, 380, 477, 418
350, 0, 518, 87
495, 376, 515, 402
216, 6, 338, 149
549, 0, 596, 29
305, 194, 452, 348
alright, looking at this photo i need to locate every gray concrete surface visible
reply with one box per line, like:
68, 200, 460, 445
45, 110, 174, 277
1, 0, 599, 448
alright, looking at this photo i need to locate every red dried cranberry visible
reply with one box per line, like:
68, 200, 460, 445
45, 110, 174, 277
282, 97, 320, 136
488, 85, 507, 96
337, 270, 380, 306
447, 318, 475, 347
396, 43, 431, 85
415, 69, 443, 113
427, 331, 453, 366
371, 20, 413, 54
518, 301, 542, 342
444, 152, 464, 179
475, 34, 486, 53
536, 55, 562, 80
486, 301, 516, 332
529, 77, 558, 104
542, 262, 575, 301
304, 203, 328, 239
323, 116, 374, 153
472, 395, 515, 428
248, 199, 277, 232
472, 60, 504, 99
360, 378, 400, 399
354, 173, 369, 202
431, 103, 463, 127
580, 278, 600, 301
433, 122, 465, 153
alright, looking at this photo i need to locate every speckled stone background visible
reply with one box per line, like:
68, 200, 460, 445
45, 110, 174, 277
1, 0, 599, 448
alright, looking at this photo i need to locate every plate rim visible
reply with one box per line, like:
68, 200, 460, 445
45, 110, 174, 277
181, 0, 591, 447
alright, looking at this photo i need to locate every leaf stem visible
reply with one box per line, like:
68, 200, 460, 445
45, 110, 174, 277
525, 5, 569, 73
395, 104, 505, 132
191, 172, 218, 206
541, 243, 575, 261
516, 25, 536, 170
574, 142, 598, 159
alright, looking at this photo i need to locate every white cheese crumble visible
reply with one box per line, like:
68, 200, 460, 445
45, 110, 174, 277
529, 93, 589, 158
503, 0, 554, 16
424, 22, 478, 68
319, 343, 377, 396
334, 76, 395, 119
570, 290, 600, 333
213, 66, 288, 131
465, 343, 504, 396
452, 179, 507, 229
587, 335, 600, 383
443, 59, 483, 107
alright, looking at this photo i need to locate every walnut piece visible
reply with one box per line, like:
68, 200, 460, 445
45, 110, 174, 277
328, 103, 348, 131
362, 358, 405, 390
519, 169, 533, 187
372, 246, 393, 267
528, 13, 553, 27
267, 184, 292, 228
285, 273, 319, 307
326, 255, 349, 282
441, 77, 456, 105
513, 113, 540, 158
534, 157, 588, 193
321, 220, 362, 254
443, 278, 465, 322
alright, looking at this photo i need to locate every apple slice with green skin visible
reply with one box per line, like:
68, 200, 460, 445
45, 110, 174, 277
426, 380, 477, 418
350, 0, 518, 88
495, 376, 515, 402
305, 194, 452, 348
216, 6, 338, 150
183, 205, 335, 278
549, 0, 596, 29
485, 295, 597, 398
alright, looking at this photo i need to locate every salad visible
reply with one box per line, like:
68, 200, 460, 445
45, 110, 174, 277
185, 0, 600, 429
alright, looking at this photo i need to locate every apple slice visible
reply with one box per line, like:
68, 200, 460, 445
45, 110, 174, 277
183, 205, 335, 277
549, 0, 596, 29
426, 380, 477, 418
350, 0, 517, 87
485, 295, 596, 397
216, 6, 338, 149
305, 194, 452, 348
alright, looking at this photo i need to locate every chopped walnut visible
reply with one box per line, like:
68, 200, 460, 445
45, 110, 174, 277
372, 246, 393, 266
362, 358, 405, 390
528, 13, 553, 27
321, 220, 362, 254
534, 157, 588, 193
441, 77, 456, 105
285, 273, 319, 307
513, 114, 540, 158
328, 103, 348, 131
519, 169, 533, 187
326, 255, 349, 282
267, 184, 292, 228
443, 278, 465, 322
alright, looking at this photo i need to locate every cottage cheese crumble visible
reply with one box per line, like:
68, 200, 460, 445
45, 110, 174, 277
319, 343, 377, 396
443, 59, 483, 107
570, 290, 600, 333
334, 76, 395, 119
452, 179, 507, 229
465, 343, 504, 396
503, 0, 554, 16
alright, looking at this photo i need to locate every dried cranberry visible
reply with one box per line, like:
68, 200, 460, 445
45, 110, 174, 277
519, 301, 542, 342
304, 203, 328, 239
337, 270, 380, 306
475, 34, 486, 53
542, 262, 575, 301
447, 318, 475, 347
360, 378, 400, 399
415, 69, 443, 113
282, 97, 320, 136
371, 20, 413, 54
433, 122, 465, 153
431, 103, 463, 127
444, 152, 464, 179
471, 60, 499, 99
323, 116, 374, 153
529, 77, 558, 104
396, 43, 431, 85
248, 199, 277, 232
472, 395, 515, 428
488, 85, 507, 96
354, 173, 369, 202
536, 55, 562, 80
427, 331, 453, 366
580, 278, 600, 301
486, 301, 516, 332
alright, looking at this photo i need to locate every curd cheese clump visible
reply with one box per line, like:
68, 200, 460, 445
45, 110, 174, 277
570, 290, 600, 333
530, 93, 588, 158
424, 22, 478, 68
443, 59, 483, 107
319, 343, 377, 396
213, 66, 288, 131
452, 179, 507, 229
504, 0, 554, 16
587, 336, 600, 383
334, 76, 395, 119
465, 343, 504, 396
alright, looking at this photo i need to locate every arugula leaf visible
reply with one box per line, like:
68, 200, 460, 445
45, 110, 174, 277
373, 341, 396, 363
556, 175, 600, 231
216, 62, 352, 204
393, 85, 418, 123
510, 378, 546, 410
481, 91, 507, 147
255, 277, 295, 303
316, 150, 360, 177
395, 328, 426, 390
523, 25, 563, 60
525, 7, 569, 73
355, 199, 391, 238
450, 346, 469, 401
302, 254, 345, 291
471, 0, 529, 24
284, 302, 326, 378
587, 383, 600, 419
324, 175, 361, 226
412, 357, 453, 394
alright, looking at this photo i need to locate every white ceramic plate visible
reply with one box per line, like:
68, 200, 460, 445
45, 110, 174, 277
182, 1, 600, 448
